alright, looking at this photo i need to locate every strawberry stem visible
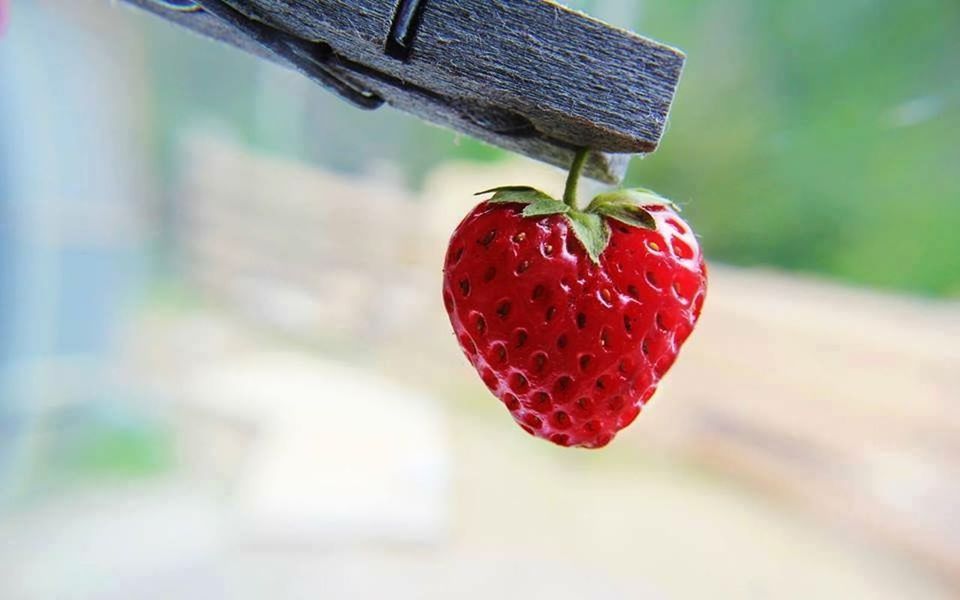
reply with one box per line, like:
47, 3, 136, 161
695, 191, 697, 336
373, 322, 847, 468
563, 148, 590, 210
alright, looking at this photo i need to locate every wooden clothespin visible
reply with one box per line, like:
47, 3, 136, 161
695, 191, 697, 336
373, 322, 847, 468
123, 0, 685, 183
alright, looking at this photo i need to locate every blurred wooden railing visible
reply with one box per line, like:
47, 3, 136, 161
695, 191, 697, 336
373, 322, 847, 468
657, 268, 960, 585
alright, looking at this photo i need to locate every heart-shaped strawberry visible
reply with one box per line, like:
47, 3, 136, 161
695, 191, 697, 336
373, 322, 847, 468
442, 150, 707, 448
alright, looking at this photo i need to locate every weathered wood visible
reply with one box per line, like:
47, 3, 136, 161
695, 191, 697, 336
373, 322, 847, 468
119, 0, 685, 182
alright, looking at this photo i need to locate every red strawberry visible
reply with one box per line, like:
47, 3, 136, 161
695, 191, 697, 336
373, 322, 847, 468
442, 150, 707, 448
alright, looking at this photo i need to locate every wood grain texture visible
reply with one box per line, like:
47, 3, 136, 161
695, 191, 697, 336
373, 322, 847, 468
119, 0, 685, 182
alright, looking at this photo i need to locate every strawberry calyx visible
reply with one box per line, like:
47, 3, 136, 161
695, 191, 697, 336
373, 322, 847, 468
475, 150, 679, 264
586, 188, 680, 230
474, 186, 570, 218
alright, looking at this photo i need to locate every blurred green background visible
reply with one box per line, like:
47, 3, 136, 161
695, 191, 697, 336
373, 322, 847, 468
144, 0, 960, 296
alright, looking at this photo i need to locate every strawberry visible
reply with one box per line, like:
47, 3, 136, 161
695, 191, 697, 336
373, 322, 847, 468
442, 150, 707, 448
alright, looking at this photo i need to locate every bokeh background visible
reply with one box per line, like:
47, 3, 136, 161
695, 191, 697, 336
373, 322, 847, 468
1, 0, 959, 598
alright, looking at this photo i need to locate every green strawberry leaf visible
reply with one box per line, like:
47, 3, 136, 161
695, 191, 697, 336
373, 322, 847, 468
585, 188, 682, 232
587, 188, 680, 213
592, 202, 657, 230
475, 186, 557, 205
475, 185, 538, 196
522, 199, 570, 217
565, 211, 610, 264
